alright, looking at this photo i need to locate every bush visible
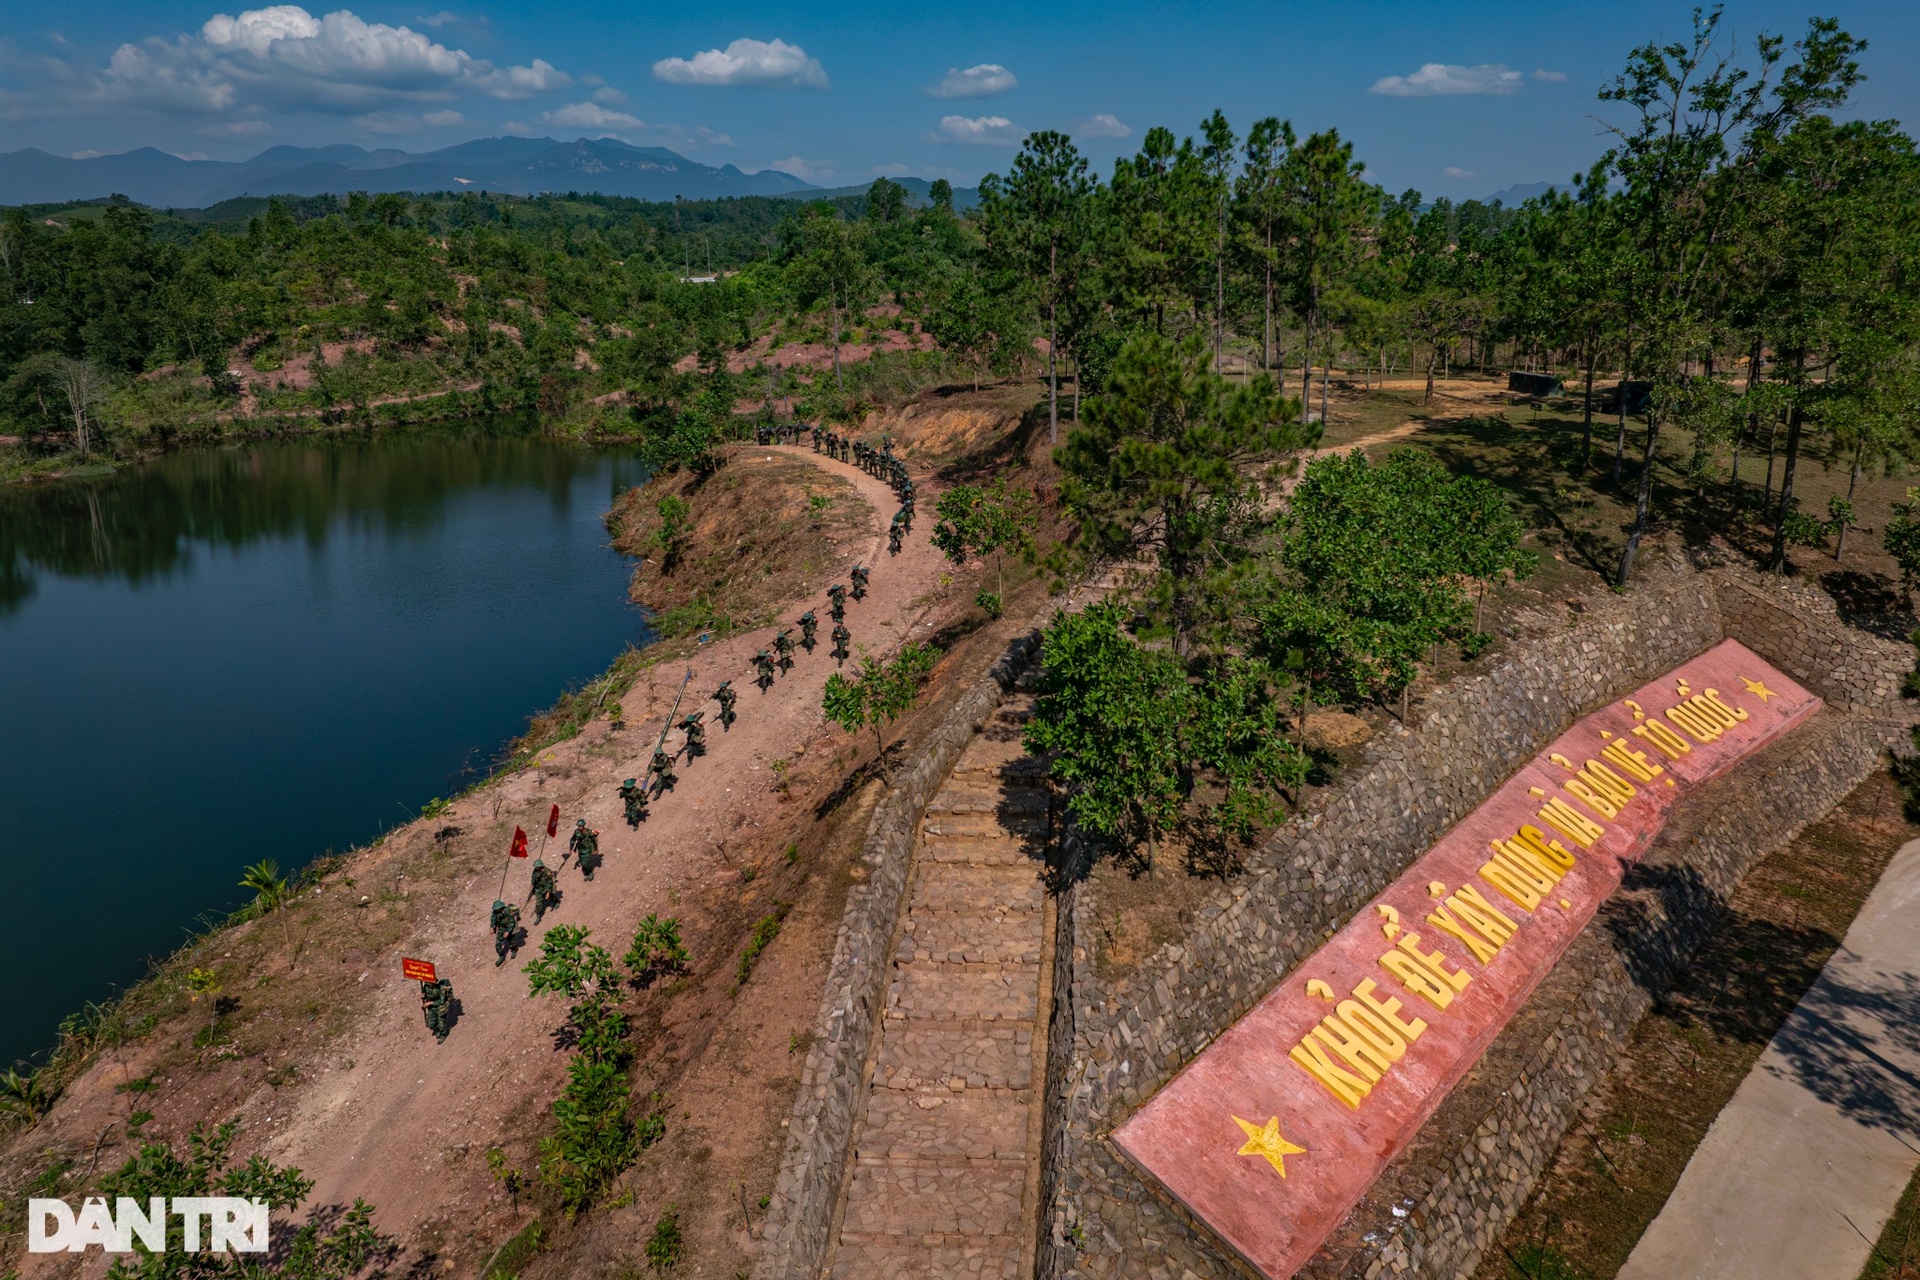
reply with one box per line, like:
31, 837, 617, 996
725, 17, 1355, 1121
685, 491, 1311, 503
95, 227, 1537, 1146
645, 1207, 684, 1271
736, 902, 792, 988
624, 915, 690, 985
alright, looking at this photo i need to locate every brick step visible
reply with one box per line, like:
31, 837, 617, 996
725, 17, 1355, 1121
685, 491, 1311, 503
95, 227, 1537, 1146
898, 914, 1043, 964
926, 787, 1050, 816
837, 1158, 1027, 1239
873, 1025, 1035, 1091
917, 835, 1040, 868
828, 1238, 1023, 1280
908, 866, 1045, 913
886, 964, 1038, 1021
923, 812, 1049, 838
854, 1091, 1030, 1160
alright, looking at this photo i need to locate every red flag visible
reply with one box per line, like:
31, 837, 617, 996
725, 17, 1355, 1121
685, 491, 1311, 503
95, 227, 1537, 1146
546, 804, 560, 839
510, 826, 529, 858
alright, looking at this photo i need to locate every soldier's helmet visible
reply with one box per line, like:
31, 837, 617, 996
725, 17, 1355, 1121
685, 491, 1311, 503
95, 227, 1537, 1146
623, 777, 637, 788
575, 818, 587, 828
533, 858, 546, 869
493, 899, 506, 911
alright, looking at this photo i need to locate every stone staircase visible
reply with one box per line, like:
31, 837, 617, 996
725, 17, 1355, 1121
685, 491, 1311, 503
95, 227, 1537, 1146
826, 694, 1053, 1280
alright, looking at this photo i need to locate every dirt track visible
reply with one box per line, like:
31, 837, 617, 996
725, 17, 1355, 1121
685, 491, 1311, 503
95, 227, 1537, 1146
12, 443, 947, 1276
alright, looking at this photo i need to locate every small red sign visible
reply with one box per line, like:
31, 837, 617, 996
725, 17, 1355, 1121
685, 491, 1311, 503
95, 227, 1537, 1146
401, 957, 437, 983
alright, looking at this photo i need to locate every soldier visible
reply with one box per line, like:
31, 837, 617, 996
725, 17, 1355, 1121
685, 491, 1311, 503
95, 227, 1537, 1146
799, 609, 818, 652
850, 564, 869, 600
619, 776, 648, 827
679, 710, 706, 758
753, 648, 776, 692
774, 628, 796, 673
828, 583, 847, 622
569, 818, 602, 880
714, 679, 738, 729
420, 977, 454, 1042
529, 858, 561, 922
888, 518, 904, 557
490, 900, 522, 966
650, 747, 677, 795
831, 621, 851, 665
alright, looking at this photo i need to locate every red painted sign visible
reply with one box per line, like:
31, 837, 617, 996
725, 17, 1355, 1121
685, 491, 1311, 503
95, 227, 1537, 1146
401, 957, 437, 983
1110, 640, 1820, 1280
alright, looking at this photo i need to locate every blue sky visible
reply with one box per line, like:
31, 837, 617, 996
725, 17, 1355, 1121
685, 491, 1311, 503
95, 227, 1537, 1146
2, 0, 1916, 199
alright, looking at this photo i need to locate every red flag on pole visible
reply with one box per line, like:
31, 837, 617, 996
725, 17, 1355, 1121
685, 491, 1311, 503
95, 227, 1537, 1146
510, 827, 529, 858
546, 804, 560, 839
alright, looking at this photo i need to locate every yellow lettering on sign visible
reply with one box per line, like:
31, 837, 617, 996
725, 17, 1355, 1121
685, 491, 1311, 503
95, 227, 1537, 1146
1451, 885, 1518, 943
1687, 693, 1740, 730
1289, 1036, 1371, 1109
1495, 840, 1568, 888
1336, 1000, 1411, 1061
1602, 739, 1663, 782
1380, 950, 1455, 1010
1313, 1013, 1396, 1079
1632, 720, 1692, 759
1428, 903, 1500, 963
1538, 797, 1605, 848
1563, 778, 1620, 820
1703, 688, 1749, 722
1351, 977, 1429, 1041
1397, 933, 1471, 993
1514, 825, 1577, 873
1480, 858, 1545, 911
1664, 702, 1722, 743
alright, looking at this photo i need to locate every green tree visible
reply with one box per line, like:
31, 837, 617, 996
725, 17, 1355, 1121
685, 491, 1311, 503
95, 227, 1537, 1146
930, 477, 1038, 615
785, 206, 875, 389
979, 131, 1096, 442
524, 925, 619, 1001
821, 642, 939, 774
1058, 331, 1310, 653
1281, 130, 1373, 419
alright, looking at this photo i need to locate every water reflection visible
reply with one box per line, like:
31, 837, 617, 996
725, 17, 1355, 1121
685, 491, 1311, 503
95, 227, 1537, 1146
0, 422, 648, 1067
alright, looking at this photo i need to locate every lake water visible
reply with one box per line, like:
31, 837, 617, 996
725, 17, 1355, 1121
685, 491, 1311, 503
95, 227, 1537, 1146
0, 424, 649, 1069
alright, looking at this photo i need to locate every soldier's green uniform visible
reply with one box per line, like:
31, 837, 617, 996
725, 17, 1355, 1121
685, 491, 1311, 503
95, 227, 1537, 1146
888, 515, 904, 556
827, 583, 847, 622
850, 565, 869, 600
774, 628, 796, 672
530, 859, 561, 922
679, 710, 706, 758
421, 978, 453, 1042
715, 679, 738, 728
490, 900, 521, 966
619, 776, 648, 827
799, 610, 818, 652
650, 748, 677, 795
753, 649, 776, 692
569, 819, 601, 880
831, 622, 851, 665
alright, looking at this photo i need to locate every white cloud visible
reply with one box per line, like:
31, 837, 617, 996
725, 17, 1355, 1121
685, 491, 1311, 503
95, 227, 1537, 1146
767, 155, 832, 183
415, 10, 457, 26
932, 114, 1017, 145
1531, 68, 1567, 82
1369, 63, 1522, 97
1442, 166, 1477, 178
85, 6, 569, 118
422, 107, 462, 125
652, 38, 827, 89
542, 100, 643, 131
926, 63, 1015, 99
1077, 113, 1130, 139
591, 84, 628, 105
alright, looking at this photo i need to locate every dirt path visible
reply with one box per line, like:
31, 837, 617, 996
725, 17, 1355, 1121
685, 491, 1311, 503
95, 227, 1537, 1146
825, 692, 1052, 1280
233, 444, 947, 1253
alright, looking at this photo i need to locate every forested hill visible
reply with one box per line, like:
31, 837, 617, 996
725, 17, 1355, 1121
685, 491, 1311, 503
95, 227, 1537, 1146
0, 137, 816, 207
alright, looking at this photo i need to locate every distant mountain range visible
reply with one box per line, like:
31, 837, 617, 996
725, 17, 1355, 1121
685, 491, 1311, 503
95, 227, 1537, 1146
0, 137, 833, 208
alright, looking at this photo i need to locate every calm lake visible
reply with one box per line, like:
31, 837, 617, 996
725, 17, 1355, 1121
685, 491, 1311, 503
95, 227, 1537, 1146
0, 423, 650, 1069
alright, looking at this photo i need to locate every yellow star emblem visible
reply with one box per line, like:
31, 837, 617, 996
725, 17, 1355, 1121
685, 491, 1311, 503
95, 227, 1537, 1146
1233, 1115, 1307, 1179
1740, 676, 1777, 703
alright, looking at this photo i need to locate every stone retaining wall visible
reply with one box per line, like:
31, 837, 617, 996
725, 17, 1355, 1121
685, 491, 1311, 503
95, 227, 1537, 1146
755, 623, 1043, 1280
1041, 564, 1916, 1280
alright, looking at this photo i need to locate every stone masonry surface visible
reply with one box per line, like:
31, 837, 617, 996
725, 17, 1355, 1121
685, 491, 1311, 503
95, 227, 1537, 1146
755, 624, 1042, 1280
826, 693, 1054, 1280
1040, 563, 1917, 1280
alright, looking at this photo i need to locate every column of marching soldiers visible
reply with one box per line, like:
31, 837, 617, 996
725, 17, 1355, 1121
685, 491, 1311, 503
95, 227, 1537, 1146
416, 424, 919, 1043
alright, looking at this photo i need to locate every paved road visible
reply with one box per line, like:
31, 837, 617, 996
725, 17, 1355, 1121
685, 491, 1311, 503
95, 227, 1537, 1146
1619, 837, 1920, 1280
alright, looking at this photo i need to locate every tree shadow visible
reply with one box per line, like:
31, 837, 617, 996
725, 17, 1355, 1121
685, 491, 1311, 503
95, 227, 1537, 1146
1821, 569, 1917, 643
1759, 962, 1920, 1139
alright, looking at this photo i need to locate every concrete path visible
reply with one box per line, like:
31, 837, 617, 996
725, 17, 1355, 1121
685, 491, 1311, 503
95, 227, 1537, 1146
1619, 837, 1920, 1280
825, 692, 1054, 1280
